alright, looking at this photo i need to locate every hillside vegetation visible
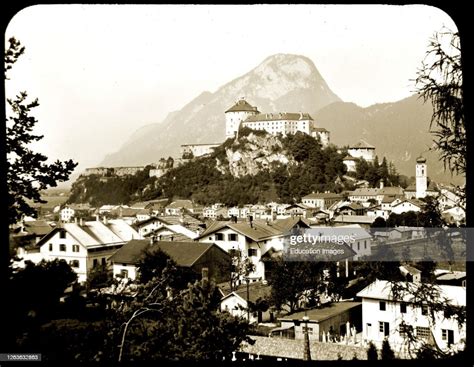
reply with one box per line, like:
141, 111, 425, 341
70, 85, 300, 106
68, 129, 348, 206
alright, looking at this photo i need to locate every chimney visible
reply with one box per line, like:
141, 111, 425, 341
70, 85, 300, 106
149, 237, 154, 245
103, 216, 108, 225
74, 217, 78, 225
380, 181, 384, 189
95, 214, 100, 222
79, 217, 84, 226
248, 215, 253, 228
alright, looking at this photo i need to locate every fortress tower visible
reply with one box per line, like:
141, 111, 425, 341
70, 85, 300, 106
225, 98, 259, 139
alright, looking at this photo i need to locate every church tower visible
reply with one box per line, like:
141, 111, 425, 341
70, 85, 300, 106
224, 98, 259, 139
416, 156, 427, 198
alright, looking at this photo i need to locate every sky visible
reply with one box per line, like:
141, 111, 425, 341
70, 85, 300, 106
5, 4, 458, 172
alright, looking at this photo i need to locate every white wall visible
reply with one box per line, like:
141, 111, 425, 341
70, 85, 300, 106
113, 263, 138, 280
361, 297, 465, 353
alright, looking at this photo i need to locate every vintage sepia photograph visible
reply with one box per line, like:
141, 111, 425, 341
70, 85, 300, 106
3, 4, 468, 364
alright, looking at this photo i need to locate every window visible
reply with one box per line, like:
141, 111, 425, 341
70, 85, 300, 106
93, 259, 98, 268
72, 245, 79, 253
248, 248, 257, 257
421, 304, 429, 315
59, 230, 66, 239
379, 301, 386, 311
69, 260, 80, 268
49, 243, 53, 251
120, 269, 129, 278
59, 244, 66, 252
416, 326, 430, 339
101, 258, 106, 265
364, 240, 367, 249
228, 233, 238, 241
400, 302, 407, 314
216, 233, 224, 241
442, 329, 454, 345
379, 321, 389, 336
357, 242, 360, 251
399, 324, 410, 336
442, 329, 448, 340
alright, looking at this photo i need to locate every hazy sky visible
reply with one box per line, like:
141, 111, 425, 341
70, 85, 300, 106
5, 4, 457, 171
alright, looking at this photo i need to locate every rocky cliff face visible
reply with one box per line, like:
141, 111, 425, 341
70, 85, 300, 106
101, 54, 341, 167
215, 133, 295, 178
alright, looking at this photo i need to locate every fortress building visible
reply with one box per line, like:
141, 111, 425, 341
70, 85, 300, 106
224, 98, 330, 146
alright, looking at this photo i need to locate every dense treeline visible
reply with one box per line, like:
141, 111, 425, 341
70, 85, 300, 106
68, 166, 157, 206
69, 131, 410, 206
353, 156, 406, 187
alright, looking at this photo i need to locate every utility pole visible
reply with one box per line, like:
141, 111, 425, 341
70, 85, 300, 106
303, 313, 311, 361
246, 277, 250, 322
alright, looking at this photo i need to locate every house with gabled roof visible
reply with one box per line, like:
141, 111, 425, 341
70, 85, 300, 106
110, 240, 231, 283
15, 218, 142, 282
348, 188, 379, 203
197, 217, 311, 281
133, 216, 171, 237
390, 198, 425, 215
220, 281, 273, 324
301, 192, 343, 210
357, 279, 466, 354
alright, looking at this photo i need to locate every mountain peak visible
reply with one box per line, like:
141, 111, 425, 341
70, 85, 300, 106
101, 54, 341, 167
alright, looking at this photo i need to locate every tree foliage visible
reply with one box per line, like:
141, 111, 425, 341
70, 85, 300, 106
136, 247, 198, 288
367, 342, 378, 360
68, 130, 348, 206
416, 29, 465, 180
267, 259, 347, 313
6, 38, 77, 224
355, 156, 402, 187
381, 339, 395, 359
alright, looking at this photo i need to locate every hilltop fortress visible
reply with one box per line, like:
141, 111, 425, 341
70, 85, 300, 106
224, 98, 330, 146
84, 98, 375, 177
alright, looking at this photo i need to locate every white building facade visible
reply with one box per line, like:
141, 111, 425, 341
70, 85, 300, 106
357, 280, 466, 356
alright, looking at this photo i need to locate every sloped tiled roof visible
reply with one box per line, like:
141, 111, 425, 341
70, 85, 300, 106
166, 199, 194, 209
199, 220, 284, 242
333, 215, 375, 224
349, 140, 375, 149
343, 155, 358, 161
23, 220, 52, 236
312, 127, 329, 132
303, 192, 343, 200
378, 187, 404, 196
266, 217, 311, 233
134, 216, 171, 229
392, 198, 425, 208
232, 282, 272, 304
110, 240, 219, 267
159, 214, 205, 233
107, 219, 141, 241
279, 302, 361, 322
357, 279, 465, 306
349, 188, 379, 196
245, 112, 313, 122
225, 99, 259, 113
